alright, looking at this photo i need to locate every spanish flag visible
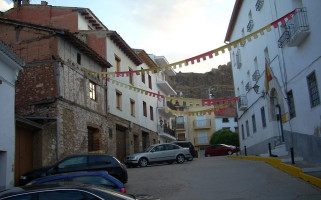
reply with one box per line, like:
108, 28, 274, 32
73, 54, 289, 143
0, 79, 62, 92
265, 59, 273, 94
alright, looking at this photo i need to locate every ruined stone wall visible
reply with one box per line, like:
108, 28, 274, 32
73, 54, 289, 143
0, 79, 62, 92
169, 63, 235, 99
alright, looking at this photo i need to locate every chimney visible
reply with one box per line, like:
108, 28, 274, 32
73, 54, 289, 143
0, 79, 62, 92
22, 0, 29, 5
41, 1, 48, 6
13, 0, 29, 8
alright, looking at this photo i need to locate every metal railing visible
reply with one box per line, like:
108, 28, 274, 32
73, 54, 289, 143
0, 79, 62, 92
238, 95, 248, 111
252, 70, 260, 82
278, 8, 309, 48
158, 125, 176, 137
193, 119, 211, 129
247, 20, 254, 32
245, 82, 252, 91
255, 0, 264, 11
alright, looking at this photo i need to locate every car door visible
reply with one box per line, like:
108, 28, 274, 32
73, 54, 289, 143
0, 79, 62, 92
55, 156, 88, 174
148, 144, 167, 162
165, 144, 180, 160
215, 145, 226, 156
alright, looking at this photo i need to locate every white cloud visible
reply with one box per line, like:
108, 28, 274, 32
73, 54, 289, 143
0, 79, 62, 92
0, 0, 13, 11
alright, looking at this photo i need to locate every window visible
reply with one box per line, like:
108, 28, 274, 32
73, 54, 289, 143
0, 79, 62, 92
116, 90, 122, 110
307, 71, 320, 108
38, 191, 97, 200
129, 67, 133, 85
150, 106, 154, 120
252, 114, 257, 133
88, 127, 100, 152
176, 116, 184, 124
261, 107, 266, 128
141, 67, 145, 83
287, 90, 296, 119
246, 120, 250, 137
58, 156, 87, 169
143, 101, 147, 117
222, 118, 229, 123
77, 53, 81, 65
89, 82, 96, 101
197, 131, 208, 144
115, 55, 120, 72
5, 194, 32, 200
130, 99, 135, 117
70, 176, 117, 189
148, 75, 152, 89
241, 124, 245, 140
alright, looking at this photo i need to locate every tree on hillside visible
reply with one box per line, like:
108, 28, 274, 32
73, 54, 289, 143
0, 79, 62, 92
210, 129, 239, 147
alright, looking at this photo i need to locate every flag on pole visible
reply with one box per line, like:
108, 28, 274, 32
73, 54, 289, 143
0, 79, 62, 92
264, 59, 273, 94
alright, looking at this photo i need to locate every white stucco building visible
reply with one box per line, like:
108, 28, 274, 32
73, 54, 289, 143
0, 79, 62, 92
149, 55, 177, 143
225, 0, 321, 163
0, 40, 24, 188
215, 108, 238, 133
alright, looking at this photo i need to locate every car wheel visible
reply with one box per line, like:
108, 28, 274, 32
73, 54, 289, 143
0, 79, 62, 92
139, 158, 148, 167
227, 150, 233, 155
176, 154, 185, 164
205, 154, 211, 157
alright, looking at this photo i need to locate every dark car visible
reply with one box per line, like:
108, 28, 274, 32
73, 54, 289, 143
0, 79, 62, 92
19, 154, 128, 186
28, 171, 126, 193
0, 182, 149, 200
205, 144, 239, 157
171, 141, 197, 160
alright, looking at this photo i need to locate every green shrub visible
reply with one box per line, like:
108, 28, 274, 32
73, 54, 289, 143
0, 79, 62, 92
210, 129, 239, 147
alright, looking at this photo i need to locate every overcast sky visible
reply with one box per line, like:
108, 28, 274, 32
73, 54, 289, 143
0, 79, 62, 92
0, 0, 235, 73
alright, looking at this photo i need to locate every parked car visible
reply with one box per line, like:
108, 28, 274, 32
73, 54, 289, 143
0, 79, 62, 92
27, 171, 126, 193
0, 182, 159, 200
19, 154, 128, 186
205, 144, 239, 157
171, 141, 197, 160
124, 143, 192, 167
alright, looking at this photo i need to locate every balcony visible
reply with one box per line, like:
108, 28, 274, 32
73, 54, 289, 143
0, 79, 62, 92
238, 95, 248, 111
158, 125, 176, 139
193, 119, 211, 129
236, 50, 242, 69
158, 100, 177, 118
175, 123, 185, 130
278, 8, 309, 48
252, 70, 260, 82
255, 0, 264, 11
156, 75, 177, 96
247, 20, 254, 32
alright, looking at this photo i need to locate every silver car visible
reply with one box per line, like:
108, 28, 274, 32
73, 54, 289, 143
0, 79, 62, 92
124, 143, 192, 167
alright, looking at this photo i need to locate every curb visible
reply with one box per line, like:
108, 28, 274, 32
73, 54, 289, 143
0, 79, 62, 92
228, 155, 321, 188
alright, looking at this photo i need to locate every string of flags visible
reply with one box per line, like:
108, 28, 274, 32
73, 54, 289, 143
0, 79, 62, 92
82, 9, 296, 77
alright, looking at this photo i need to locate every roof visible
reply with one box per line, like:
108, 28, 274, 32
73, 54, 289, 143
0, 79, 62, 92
106, 31, 143, 66
0, 17, 112, 68
224, 0, 243, 43
0, 40, 25, 67
134, 49, 158, 69
215, 107, 237, 117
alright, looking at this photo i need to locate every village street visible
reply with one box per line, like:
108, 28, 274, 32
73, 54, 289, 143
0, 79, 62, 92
126, 156, 321, 200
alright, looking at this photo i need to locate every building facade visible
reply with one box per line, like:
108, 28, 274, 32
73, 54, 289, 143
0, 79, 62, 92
0, 40, 24, 188
225, 0, 321, 163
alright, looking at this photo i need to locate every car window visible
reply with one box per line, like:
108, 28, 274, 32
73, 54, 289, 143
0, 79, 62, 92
89, 155, 112, 165
38, 190, 99, 200
4, 194, 32, 200
70, 176, 118, 189
153, 145, 166, 152
167, 144, 179, 150
58, 156, 87, 169
38, 177, 69, 184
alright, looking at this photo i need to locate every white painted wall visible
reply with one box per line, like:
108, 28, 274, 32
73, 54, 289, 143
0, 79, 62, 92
0, 48, 23, 188
215, 116, 238, 132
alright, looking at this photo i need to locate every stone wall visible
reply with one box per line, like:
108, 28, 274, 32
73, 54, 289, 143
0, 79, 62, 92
169, 63, 235, 99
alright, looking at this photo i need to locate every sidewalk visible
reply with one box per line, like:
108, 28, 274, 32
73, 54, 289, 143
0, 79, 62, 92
228, 144, 321, 188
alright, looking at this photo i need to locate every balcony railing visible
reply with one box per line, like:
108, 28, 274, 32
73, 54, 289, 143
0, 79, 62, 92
158, 125, 176, 138
278, 8, 309, 48
193, 119, 211, 129
255, 0, 264, 11
238, 95, 248, 111
175, 123, 185, 130
236, 50, 242, 69
247, 20, 254, 32
245, 82, 252, 91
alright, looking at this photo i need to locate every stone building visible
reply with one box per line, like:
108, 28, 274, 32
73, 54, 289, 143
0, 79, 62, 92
0, 16, 112, 185
169, 63, 235, 99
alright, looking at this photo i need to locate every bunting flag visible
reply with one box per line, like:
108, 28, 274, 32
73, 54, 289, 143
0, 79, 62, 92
164, 105, 229, 116
81, 9, 296, 77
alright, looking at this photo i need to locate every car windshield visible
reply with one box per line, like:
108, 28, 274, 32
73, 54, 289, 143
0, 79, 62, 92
144, 145, 155, 152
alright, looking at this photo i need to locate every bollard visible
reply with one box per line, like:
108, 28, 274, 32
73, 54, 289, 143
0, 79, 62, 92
268, 143, 272, 157
290, 147, 295, 164
244, 146, 247, 156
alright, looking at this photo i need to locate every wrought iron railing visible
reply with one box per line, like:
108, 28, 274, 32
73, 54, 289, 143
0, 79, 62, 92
252, 70, 260, 82
238, 95, 248, 111
255, 0, 264, 11
193, 119, 211, 129
158, 125, 176, 137
247, 20, 254, 32
245, 82, 252, 91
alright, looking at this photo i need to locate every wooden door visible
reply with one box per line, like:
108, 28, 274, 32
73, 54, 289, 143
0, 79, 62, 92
116, 125, 126, 162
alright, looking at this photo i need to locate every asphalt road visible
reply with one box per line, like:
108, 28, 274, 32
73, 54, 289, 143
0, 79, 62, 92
125, 156, 321, 200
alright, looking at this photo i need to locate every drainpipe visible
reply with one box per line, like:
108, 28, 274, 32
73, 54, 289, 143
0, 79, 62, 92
275, 105, 284, 142
24, 116, 60, 161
